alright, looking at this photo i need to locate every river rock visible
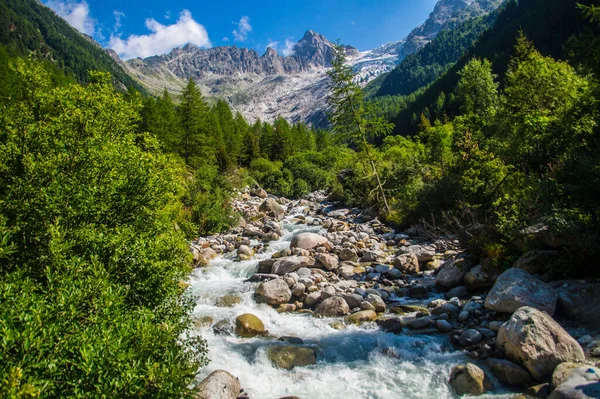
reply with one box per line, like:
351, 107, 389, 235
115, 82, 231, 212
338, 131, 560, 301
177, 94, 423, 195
267, 346, 317, 370
394, 253, 419, 274
465, 264, 499, 290
436, 319, 453, 332
376, 317, 404, 334
271, 256, 313, 275
338, 264, 356, 279
194, 370, 241, 399
459, 329, 483, 347
304, 291, 322, 308
346, 310, 377, 324
496, 307, 585, 380
255, 279, 292, 305
315, 253, 339, 270
342, 293, 363, 309
339, 247, 358, 262
548, 366, 600, 399
215, 294, 242, 308
398, 244, 436, 262
552, 362, 582, 388
291, 283, 306, 297
213, 319, 235, 335
513, 250, 559, 274
259, 198, 285, 218
192, 247, 218, 267
235, 314, 266, 338
485, 268, 557, 315
237, 245, 254, 261
485, 358, 532, 387
405, 316, 433, 330
314, 296, 350, 317
449, 363, 492, 396
431, 303, 460, 316
436, 256, 475, 291
290, 233, 328, 250
365, 294, 386, 313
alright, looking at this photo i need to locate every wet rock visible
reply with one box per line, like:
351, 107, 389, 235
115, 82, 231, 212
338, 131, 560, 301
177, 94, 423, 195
436, 256, 475, 291
446, 286, 468, 299
314, 296, 350, 317
346, 310, 377, 325
215, 294, 242, 308
376, 317, 404, 334
549, 366, 600, 399
485, 358, 532, 387
449, 363, 492, 396
195, 316, 214, 329
315, 253, 339, 270
489, 321, 503, 332
213, 318, 235, 335
237, 245, 254, 261
259, 198, 285, 218
465, 264, 499, 290
255, 278, 292, 306
513, 250, 559, 275
271, 256, 314, 275
290, 233, 328, 250
408, 285, 429, 299
458, 311, 470, 322
459, 329, 483, 347
405, 316, 433, 330
360, 301, 376, 311
194, 370, 241, 399
342, 293, 364, 309
436, 319, 453, 333
267, 346, 317, 370
431, 303, 460, 316
247, 273, 279, 282
485, 268, 557, 315
192, 247, 218, 267
235, 314, 266, 338
394, 253, 419, 274
496, 307, 585, 380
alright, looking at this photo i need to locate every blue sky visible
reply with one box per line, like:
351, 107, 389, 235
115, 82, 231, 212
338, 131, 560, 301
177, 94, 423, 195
44, 0, 439, 60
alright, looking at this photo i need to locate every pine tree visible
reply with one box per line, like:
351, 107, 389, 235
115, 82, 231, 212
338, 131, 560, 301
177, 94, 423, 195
327, 43, 393, 213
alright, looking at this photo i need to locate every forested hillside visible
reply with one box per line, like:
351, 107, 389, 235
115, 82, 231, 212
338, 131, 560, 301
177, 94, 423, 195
0, 0, 145, 93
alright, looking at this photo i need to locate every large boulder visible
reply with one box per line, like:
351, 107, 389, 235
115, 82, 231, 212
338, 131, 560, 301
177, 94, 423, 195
314, 296, 350, 317
194, 370, 241, 399
496, 307, 585, 381
192, 247, 218, 267
548, 366, 600, 399
449, 363, 492, 396
266, 345, 317, 370
553, 280, 600, 328
394, 253, 419, 274
255, 278, 292, 305
485, 358, 532, 387
259, 198, 285, 218
436, 256, 475, 291
237, 245, 254, 261
271, 256, 314, 275
485, 268, 557, 315
346, 310, 377, 325
235, 314, 266, 338
464, 264, 499, 290
290, 233, 328, 250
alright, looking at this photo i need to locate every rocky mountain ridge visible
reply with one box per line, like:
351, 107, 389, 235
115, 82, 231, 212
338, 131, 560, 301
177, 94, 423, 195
122, 0, 504, 126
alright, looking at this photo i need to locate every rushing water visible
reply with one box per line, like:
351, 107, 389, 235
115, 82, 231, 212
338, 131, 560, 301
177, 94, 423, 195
189, 211, 513, 399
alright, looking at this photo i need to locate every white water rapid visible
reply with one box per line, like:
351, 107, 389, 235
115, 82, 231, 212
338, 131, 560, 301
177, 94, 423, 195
189, 210, 514, 399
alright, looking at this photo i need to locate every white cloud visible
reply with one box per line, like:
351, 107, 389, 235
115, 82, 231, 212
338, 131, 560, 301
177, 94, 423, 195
108, 10, 211, 60
282, 38, 296, 57
222, 36, 230, 42
164, 10, 172, 20
266, 40, 278, 50
113, 10, 125, 32
232, 16, 252, 42
45, 0, 97, 36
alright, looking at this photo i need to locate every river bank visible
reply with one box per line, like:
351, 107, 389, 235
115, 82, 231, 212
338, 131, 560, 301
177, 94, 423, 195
187, 188, 600, 399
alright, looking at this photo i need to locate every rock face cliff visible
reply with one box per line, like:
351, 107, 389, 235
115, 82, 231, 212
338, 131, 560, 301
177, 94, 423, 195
122, 0, 503, 126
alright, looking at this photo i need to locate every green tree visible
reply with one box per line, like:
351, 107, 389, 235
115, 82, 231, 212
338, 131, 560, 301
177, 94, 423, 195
178, 78, 214, 167
327, 43, 393, 214
455, 57, 499, 118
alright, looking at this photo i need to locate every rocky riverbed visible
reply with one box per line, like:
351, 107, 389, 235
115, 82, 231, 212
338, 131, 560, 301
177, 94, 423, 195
188, 188, 600, 399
